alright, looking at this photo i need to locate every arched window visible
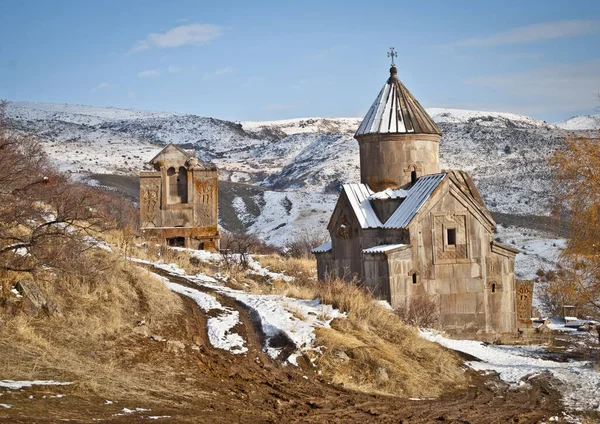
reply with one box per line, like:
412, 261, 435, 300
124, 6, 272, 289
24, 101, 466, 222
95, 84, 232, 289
167, 166, 188, 204
408, 164, 419, 185
412, 273, 418, 285
491, 283, 496, 293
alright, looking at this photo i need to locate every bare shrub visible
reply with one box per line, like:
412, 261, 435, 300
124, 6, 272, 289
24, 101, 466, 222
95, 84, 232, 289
284, 231, 329, 259
219, 230, 278, 270
535, 267, 600, 318
396, 295, 440, 328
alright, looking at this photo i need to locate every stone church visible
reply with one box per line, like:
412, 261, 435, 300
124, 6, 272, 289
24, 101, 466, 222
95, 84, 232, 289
139, 144, 220, 250
313, 61, 525, 335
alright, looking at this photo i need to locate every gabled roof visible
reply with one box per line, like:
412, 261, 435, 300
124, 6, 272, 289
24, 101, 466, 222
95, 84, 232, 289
356, 66, 442, 137
491, 240, 519, 258
383, 173, 446, 229
149, 143, 193, 165
335, 171, 494, 231
148, 143, 217, 170
446, 170, 493, 222
341, 184, 382, 229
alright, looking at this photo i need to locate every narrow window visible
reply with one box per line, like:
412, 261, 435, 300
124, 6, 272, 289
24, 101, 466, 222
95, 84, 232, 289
491, 283, 496, 293
447, 228, 456, 246
411, 170, 417, 185
177, 167, 188, 203
412, 273, 418, 285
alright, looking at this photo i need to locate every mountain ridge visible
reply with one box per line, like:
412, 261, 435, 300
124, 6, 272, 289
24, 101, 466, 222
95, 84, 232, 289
4, 100, 595, 250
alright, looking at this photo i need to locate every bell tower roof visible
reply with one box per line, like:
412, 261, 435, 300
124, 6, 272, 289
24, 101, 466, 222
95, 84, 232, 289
355, 64, 442, 137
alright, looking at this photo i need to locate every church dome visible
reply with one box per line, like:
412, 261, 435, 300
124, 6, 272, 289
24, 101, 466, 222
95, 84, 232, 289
355, 66, 442, 137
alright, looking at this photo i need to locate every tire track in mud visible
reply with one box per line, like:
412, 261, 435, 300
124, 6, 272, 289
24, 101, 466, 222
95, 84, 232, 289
144, 263, 278, 365
140, 263, 565, 423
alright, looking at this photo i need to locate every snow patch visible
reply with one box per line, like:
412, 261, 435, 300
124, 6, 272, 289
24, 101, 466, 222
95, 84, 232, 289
421, 330, 600, 413
152, 273, 247, 355
147, 258, 343, 364
0, 380, 72, 389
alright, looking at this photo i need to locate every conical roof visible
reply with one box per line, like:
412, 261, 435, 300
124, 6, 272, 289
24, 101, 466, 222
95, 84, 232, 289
356, 66, 442, 137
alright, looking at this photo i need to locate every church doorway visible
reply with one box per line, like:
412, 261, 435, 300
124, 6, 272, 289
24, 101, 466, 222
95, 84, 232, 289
167, 237, 185, 247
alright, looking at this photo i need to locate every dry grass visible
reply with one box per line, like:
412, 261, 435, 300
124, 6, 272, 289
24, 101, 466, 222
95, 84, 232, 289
1, 235, 469, 401
0, 244, 187, 399
312, 279, 469, 398
101, 229, 216, 277
256, 254, 316, 281
252, 254, 318, 299
254, 255, 469, 398
255, 256, 468, 397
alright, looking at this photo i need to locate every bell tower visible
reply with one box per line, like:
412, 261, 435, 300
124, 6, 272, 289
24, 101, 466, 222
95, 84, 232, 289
355, 49, 442, 191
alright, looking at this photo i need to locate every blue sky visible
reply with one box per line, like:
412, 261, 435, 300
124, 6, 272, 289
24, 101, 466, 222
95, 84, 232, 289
0, 0, 599, 122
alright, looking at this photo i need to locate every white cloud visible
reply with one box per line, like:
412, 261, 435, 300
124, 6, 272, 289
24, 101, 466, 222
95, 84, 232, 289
138, 69, 161, 77
168, 65, 181, 74
129, 23, 222, 54
215, 66, 232, 76
453, 20, 600, 47
202, 66, 233, 79
465, 59, 600, 115
90, 82, 109, 92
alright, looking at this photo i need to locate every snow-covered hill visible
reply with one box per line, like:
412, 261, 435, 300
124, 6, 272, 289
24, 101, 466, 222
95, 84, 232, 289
3, 101, 586, 246
555, 114, 600, 131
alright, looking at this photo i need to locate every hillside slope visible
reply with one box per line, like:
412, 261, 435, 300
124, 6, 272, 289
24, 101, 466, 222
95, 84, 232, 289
5, 101, 583, 247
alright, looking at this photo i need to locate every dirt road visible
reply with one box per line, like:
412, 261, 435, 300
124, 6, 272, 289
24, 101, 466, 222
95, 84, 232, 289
0, 265, 565, 423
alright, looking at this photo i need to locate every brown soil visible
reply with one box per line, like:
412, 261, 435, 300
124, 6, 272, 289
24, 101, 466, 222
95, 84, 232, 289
0, 265, 566, 423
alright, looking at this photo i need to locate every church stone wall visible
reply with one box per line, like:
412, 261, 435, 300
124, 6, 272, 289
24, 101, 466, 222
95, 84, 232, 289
362, 253, 391, 301
326, 193, 409, 281
358, 133, 440, 190
403, 184, 517, 334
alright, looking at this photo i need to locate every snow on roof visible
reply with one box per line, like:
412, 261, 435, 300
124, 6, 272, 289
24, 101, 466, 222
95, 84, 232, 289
369, 187, 408, 200
362, 244, 408, 254
342, 183, 383, 229
356, 66, 442, 137
311, 241, 332, 254
384, 173, 446, 229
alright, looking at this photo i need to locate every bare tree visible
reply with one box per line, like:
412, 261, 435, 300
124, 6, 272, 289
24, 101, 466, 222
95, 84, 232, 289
284, 231, 329, 259
219, 231, 277, 270
0, 102, 137, 274
548, 131, 600, 318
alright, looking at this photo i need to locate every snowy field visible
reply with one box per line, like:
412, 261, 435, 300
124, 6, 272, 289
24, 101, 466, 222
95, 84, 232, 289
494, 224, 565, 280
422, 330, 600, 416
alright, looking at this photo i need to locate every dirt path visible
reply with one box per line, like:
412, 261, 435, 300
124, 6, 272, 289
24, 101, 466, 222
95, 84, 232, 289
0, 265, 566, 423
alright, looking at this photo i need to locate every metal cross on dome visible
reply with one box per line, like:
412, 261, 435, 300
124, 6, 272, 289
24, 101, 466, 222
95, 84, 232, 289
388, 47, 397, 66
